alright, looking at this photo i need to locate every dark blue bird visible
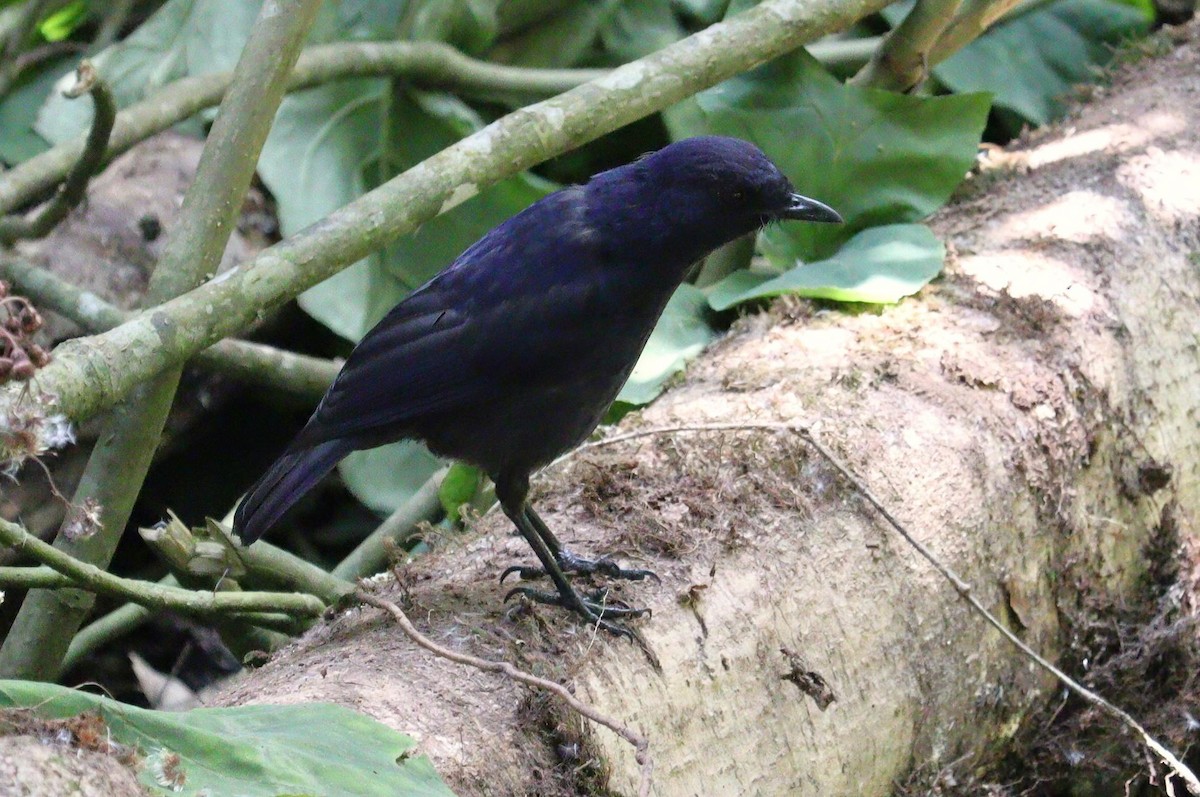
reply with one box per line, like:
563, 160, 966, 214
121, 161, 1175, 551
233, 135, 841, 635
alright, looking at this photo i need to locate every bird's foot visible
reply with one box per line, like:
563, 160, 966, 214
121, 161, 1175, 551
560, 550, 659, 581
504, 585, 649, 638
500, 551, 658, 585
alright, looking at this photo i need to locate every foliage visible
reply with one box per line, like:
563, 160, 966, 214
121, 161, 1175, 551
0, 53, 72, 164
0, 680, 458, 796
35, 0, 260, 144
670, 48, 989, 264
707, 224, 945, 309
883, 0, 1151, 131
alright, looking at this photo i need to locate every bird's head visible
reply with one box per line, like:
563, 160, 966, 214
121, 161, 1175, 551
646, 135, 842, 227
589, 136, 841, 269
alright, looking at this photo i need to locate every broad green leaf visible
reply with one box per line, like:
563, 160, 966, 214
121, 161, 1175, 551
38, 0, 87, 42
670, 48, 989, 263
488, 0, 621, 67
618, 284, 715, 405
672, 0, 730, 24
439, 462, 483, 518
707, 223, 944, 309
0, 680, 457, 796
0, 54, 73, 164
600, 0, 686, 63
259, 85, 555, 342
314, 0, 406, 40
340, 440, 444, 516
394, 0, 501, 53
923, 0, 1150, 127
35, 0, 262, 144
257, 77, 390, 341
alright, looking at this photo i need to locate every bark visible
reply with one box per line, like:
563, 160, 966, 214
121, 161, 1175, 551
210, 26, 1200, 797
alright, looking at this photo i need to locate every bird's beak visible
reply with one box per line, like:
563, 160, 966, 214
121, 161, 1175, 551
781, 192, 843, 224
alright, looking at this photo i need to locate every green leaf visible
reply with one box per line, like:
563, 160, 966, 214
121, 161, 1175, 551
259, 85, 555, 342
257, 77, 389, 340
439, 463, 483, 518
0, 54, 73, 164
395, 0, 501, 53
0, 680, 457, 796
340, 440, 444, 516
599, 0, 686, 63
670, 48, 989, 263
488, 0, 621, 67
707, 223, 944, 309
38, 0, 87, 42
35, 0, 262, 144
672, 0, 730, 24
618, 284, 716, 405
927, 0, 1150, 127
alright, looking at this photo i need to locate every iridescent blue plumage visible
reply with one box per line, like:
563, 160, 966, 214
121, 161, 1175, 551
233, 136, 840, 634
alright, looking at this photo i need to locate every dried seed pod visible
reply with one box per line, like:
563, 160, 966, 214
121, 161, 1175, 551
9, 350, 34, 380
27, 344, 49, 367
19, 307, 42, 333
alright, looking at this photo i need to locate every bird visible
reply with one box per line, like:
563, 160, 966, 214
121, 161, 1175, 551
233, 135, 842, 636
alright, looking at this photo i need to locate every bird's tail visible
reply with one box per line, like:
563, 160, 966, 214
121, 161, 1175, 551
232, 439, 350, 544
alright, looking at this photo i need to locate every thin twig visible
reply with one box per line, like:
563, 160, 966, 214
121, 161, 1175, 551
0, 0, 54, 98
331, 467, 448, 580
574, 421, 1200, 795
0, 516, 327, 618
0, 60, 115, 245
0, 41, 606, 217
358, 586, 653, 797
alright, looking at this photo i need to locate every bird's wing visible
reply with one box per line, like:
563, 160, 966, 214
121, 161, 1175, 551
292, 188, 610, 447
293, 285, 477, 446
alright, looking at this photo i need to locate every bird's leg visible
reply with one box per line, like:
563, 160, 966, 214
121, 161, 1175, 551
517, 505, 658, 582
494, 475, 647, 636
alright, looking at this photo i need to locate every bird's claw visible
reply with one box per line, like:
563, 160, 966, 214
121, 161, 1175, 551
504, 585, 649, 637
559, 551, 660, 582
500, 551, 658, 584
499, 564, 542, 584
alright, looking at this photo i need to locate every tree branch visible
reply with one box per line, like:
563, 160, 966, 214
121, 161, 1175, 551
0, 256, 339, 402
0, 60, 115, 245
850, 0, 963, 90
331, 467, 447, 580
0, 0, 325, 680
0, 41, 606, 217
61, 598, 151, 673
929, 0, 1027, 66
0, 517, 326, 618
808, 36, 878, 73
0, 0, 55, 98
8, 0, 895, 426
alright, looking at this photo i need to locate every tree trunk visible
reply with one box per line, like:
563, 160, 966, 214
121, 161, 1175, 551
210, 27, 1200, 797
